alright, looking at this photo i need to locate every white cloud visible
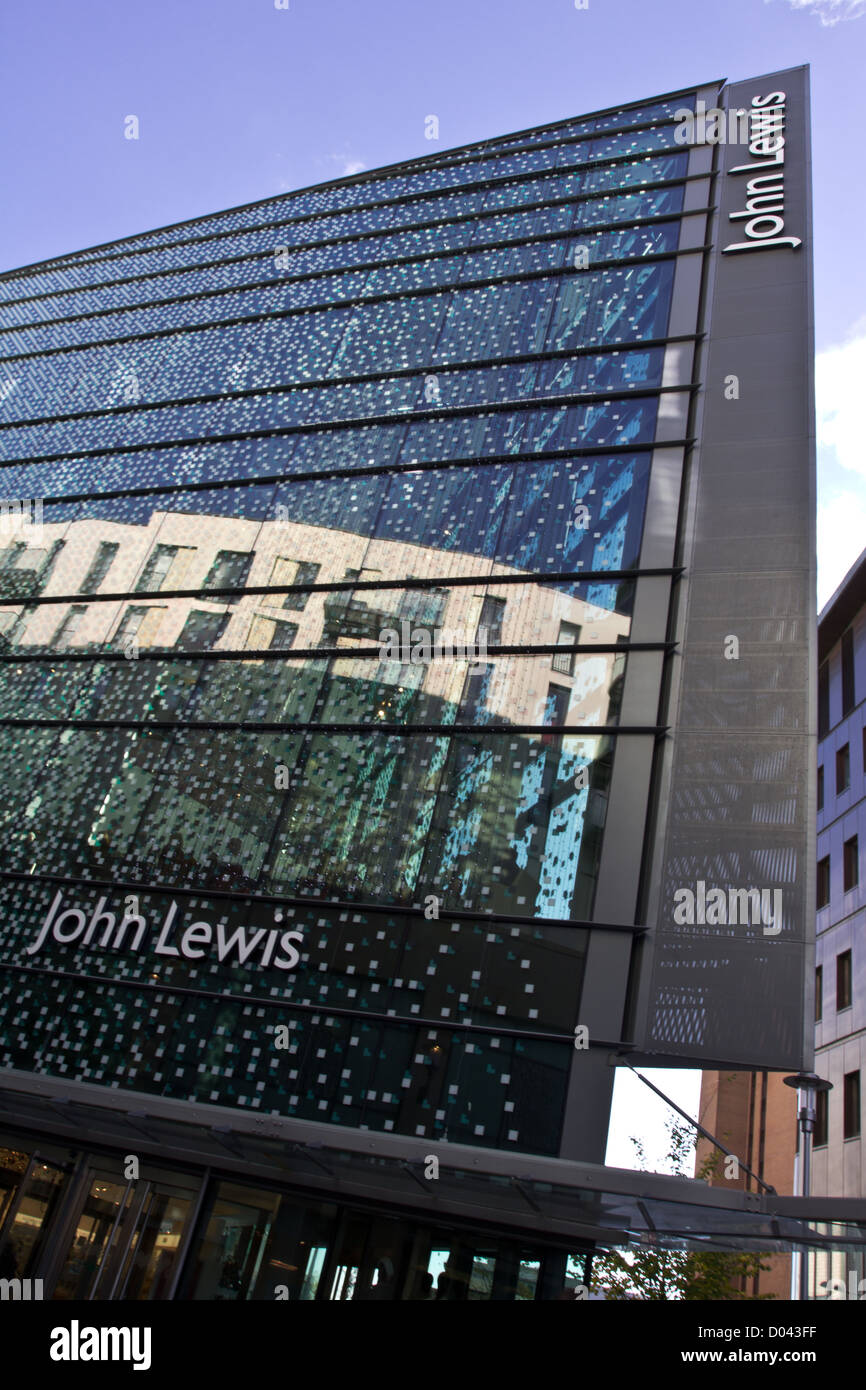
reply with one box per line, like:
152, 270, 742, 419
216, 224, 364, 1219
770, 0, 866, 24
322, 153, 367, 178
817, 489, 866, 607
815, 323, 866, 480
816, 323, 866, 604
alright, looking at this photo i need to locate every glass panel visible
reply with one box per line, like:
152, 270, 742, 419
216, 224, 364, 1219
517, 1256, 541, 1299
180, 1182, 341, 1301
0, 1147, 29, 1239
0, 873, 588, 1033
0, 256, 676, 430
325, 1214, 410, 1301
0, 1160, 66, 1279
117, 1191, 193, 1300
53, 1177, 131, 1300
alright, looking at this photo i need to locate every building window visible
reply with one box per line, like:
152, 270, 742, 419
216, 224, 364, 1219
0, 542, 26, 570
283, 561, 321, 611
843, 836, 859, 892
815, 965, 822, 1022
841, 628, 855, 716
863, 726, 866, 773
836, 743, 850, 795
543, 684, 571, 727
204, 550, 255, 603
818, 659, 830, 739
247, 615, 298, 650
113, 604, 167, 649
837, 949, 852, 1011
268, 619, 299, 650
177, 610, 231, 650
844, 1071, 861, 1140
136, 544, 196, 593
814, 1089, 828, 1148
80, 541, 119, 593
817, 855, 830, 909
269, 558, 321, 610
817, 765, 824, 812
0, 537, 65, 596
477, 595, 506, 647
50, 605, 88, 650
551, 621, 582, 676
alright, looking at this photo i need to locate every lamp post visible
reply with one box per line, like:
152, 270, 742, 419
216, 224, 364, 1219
784, 1072, 833, 1301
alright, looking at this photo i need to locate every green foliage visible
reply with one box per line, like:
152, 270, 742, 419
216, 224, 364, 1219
590, 1119, 775, 1301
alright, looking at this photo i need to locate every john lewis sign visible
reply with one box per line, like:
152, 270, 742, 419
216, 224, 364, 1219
723, 91, 802, 255
25, 892, 303, 971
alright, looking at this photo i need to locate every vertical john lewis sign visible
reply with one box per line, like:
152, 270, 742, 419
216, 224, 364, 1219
635, 67, 815, 1069
723, 90, 803, 256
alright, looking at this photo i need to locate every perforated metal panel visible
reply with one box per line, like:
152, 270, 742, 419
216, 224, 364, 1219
637, 66, 816, 1069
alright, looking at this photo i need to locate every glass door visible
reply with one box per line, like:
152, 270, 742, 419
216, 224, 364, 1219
52, 1169, 199, 1301
0, 1149, 69, 1279
53, 1176, 134, 1300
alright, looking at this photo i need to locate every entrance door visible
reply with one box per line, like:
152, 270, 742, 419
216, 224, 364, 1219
52, 1168, 197, 1300
0, 1147, 69, 1279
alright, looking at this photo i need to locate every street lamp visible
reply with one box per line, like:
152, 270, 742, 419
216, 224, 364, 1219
784, 1072, 833, 1301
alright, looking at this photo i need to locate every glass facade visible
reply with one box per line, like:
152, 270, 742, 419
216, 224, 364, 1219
0, 85, 707, 1180
0, 1130, 589, 1300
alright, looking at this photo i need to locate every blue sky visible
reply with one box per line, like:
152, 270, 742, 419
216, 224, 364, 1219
1, 0, 863, 607
1, 0, 864, 1172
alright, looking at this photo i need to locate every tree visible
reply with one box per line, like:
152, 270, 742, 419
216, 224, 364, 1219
590, 1120, 774, 1300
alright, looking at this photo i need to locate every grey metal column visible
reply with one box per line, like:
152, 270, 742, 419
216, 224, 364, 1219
785, 1072, 833, 1300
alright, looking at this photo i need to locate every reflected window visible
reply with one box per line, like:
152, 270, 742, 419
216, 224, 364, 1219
51, 604, 88, 650
552, 621, 582, 675
136, 544, 196, 593
80, 541, 119, 593
247, 614, 298, 650
204, 549, 255, 603
282, 560, 321, 610
477, 595, 506, 647
544, 684, 571, 726
176, 610, 231, 650
0, 543, 26, 570
114, 604, 167, 649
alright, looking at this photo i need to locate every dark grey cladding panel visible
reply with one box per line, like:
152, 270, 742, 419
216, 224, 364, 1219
638, 67, 815, 1068
648, 938, 805, 1070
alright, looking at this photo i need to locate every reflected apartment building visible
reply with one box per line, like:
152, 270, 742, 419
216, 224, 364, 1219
0, 69, 816, 1299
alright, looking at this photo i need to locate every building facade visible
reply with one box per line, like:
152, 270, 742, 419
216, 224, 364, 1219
810, 549, 866, 1296
697, 550, 866, 1300
695, 1070, 796, 1299
0, 69, 816, 1300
